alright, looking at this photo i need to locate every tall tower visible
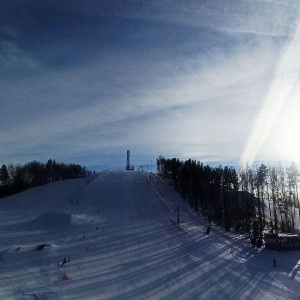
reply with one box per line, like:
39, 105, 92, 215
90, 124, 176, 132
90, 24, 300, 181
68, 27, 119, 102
125, 150, 134, 170
126, 150, 130, 170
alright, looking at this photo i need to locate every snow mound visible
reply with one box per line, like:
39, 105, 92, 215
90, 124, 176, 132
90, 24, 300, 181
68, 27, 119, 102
26, 212, 72, 231
35, 243, 51, 251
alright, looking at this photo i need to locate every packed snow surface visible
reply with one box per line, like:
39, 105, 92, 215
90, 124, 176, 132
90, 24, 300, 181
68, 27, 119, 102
0, 171, 299, 299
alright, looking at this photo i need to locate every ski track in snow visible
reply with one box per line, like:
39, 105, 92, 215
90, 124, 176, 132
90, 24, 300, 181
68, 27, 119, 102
0, 171, 299, 299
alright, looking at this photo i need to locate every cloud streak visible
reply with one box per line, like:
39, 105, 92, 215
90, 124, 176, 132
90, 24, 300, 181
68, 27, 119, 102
66, 0, 300, 37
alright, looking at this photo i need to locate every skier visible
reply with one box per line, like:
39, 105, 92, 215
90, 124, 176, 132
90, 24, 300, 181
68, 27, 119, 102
60, 257, 70, 266
273, 258, 277, 267
206, 225, 211, 235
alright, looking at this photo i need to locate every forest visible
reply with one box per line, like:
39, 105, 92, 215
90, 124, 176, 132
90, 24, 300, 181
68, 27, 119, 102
157, 156, 300, 245
0, 159, 92, 198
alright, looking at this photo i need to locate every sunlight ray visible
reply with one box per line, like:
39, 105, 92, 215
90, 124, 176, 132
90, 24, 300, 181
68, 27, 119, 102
240, 17, 300, 166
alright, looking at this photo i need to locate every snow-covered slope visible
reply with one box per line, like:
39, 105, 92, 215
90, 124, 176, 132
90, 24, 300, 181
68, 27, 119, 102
0, 171, 299, 300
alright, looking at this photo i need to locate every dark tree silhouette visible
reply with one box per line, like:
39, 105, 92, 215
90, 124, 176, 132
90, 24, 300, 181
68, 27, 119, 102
157, 156, 299, 239
0, 159, 91, 198
0, 164, 9, 185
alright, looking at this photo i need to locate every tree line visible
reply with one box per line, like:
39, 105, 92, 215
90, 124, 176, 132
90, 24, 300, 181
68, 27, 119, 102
0, 159, 92, 197
157, 156, 300, 244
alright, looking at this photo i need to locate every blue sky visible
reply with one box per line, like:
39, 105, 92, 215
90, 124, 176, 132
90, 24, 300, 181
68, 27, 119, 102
1, 0, 300, 171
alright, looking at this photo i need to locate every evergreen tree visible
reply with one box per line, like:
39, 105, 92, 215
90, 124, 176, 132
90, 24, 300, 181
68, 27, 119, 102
0, 164, 9, 185
286, 162, 299, 232
269, 166, 279, 232
256, 164, 268, 234
45, 159, 53, 182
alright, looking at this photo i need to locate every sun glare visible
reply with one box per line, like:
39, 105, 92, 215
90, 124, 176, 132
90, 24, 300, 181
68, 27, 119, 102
270, 106, 300, 162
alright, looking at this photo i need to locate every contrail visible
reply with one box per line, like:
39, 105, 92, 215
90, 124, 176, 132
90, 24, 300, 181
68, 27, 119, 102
240, 19, 300, 167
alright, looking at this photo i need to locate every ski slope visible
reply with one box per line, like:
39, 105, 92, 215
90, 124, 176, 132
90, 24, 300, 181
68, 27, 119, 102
0, 171, 299, 300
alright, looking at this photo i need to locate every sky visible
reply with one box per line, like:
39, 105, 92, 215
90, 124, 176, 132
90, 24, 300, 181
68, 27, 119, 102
1, 0, 300, 171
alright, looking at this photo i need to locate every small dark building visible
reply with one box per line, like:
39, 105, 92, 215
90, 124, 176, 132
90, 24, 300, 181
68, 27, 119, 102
264, 233, 300, 251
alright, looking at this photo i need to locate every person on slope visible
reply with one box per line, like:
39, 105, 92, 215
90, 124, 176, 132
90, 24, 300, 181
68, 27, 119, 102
60, 257, 70, 266
206, 225, 211, 235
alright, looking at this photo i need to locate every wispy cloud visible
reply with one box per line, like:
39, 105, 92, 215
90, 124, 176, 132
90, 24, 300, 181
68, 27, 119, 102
0, 39, 39, 74
67, 0, 300, 36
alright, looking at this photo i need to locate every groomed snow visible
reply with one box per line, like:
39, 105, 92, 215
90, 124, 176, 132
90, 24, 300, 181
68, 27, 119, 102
0, 171, 299, 299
